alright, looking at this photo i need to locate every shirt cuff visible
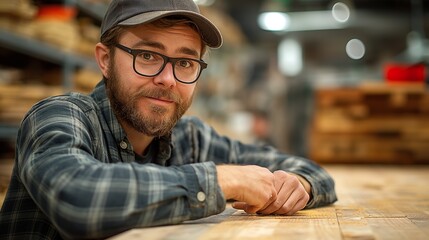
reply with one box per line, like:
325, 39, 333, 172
185, 161, 226, 219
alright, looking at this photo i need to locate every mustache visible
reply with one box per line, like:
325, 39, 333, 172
135, 88, 182, 104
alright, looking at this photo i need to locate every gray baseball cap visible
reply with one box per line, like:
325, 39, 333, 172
100, 0, 223, 48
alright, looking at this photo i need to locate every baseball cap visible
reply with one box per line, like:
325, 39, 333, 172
100, 0, 223, 48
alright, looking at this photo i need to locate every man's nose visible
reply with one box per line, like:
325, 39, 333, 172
153, 62, 176, 88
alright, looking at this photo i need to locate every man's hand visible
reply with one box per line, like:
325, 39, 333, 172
255, 171, 310, 215
216, 165, 277, 213
219, 168, 310, 215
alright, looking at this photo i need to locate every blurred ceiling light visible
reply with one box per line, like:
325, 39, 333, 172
278, 38, 303, 76
332, 2, 350, 23
346, 39, 365, 60
193, 0, 215, 6
258, 12, 290, 31
258, 11, 345, 32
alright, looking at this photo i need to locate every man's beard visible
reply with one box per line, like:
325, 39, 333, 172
105, 62, 193, 137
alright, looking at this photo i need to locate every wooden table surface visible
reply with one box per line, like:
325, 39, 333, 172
110, 165, 429, 240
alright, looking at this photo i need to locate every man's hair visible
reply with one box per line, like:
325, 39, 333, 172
100, 17, 207, 56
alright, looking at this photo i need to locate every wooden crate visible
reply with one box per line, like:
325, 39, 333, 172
310, 82, 429, 164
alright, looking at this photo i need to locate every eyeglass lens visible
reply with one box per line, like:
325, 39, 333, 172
134, 51, 201, 83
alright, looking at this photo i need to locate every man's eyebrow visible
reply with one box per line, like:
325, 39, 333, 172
133, 40, 200, 58
133, 40, 165, 51
177, 47, 200, 58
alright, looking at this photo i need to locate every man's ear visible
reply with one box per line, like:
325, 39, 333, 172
95, 43, 111, 78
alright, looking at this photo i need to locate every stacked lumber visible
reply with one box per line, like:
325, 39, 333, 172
309, 82, 429, 164
0, 1, 37, 19
0, 1, 99, 57
0, 84, 64, 123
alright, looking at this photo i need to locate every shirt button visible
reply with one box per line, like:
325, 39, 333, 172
197, 191, 206, 202
119, 141, 128, 150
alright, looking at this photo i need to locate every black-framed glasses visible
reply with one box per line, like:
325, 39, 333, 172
114, 43, 207, 84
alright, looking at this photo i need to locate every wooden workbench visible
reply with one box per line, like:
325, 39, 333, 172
110, 165, 429, 240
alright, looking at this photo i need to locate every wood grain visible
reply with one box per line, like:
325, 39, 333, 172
110, 165, 429, 240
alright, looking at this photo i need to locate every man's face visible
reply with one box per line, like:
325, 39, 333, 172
106, 23, 202, 137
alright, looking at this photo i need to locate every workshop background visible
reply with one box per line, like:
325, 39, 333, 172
1, 0, 429, 203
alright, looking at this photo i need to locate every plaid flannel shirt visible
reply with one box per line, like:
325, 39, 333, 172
0, 80, 337, 239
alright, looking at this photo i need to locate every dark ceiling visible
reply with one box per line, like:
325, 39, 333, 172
219, 0, 428, 42
214, 0, 429, 66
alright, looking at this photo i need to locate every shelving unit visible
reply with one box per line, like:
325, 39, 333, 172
0, 29, 98, 89
0, 0, 108, 140
74, 0, 106, 20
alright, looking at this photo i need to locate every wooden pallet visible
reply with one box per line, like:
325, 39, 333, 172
310, 134, 429, 164
310, 82, 429, 164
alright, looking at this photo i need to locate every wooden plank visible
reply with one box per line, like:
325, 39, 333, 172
410, 218, 429, 236
367, 218, 428, 240
309, 134, 429, 163
359, 82, 427, 95
315, 88, 362, 108
290, 206, 337, 219
109, 208, 237, 240
315, 83, 429, 114
109, 221, 221, 240
199, 218, 342, 240
336, 207, 375, 240
0, 85, 63, 99
330, 165, 429, 240
312, 112, 429, 136
231, 206, 337, 219
360, 201, 407, 219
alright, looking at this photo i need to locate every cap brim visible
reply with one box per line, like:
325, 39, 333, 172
119, 10, 223, 48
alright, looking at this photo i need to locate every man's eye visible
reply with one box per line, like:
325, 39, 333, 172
178, 60, 192, 68
142, 53, 153, 60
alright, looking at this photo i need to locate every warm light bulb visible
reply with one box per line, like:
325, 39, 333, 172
258, 12, 290, 31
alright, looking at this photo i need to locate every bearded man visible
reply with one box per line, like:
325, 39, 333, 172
0, 0, 337, 239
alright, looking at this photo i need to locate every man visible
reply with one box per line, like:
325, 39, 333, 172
0, 0, 337, 239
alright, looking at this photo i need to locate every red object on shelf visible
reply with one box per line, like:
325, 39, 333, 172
36, 5, 77, 21
384, 63, 426, 83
